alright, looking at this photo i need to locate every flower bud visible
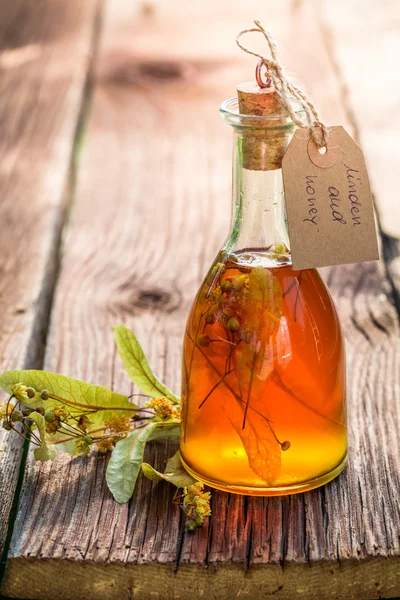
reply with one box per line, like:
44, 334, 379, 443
227, 317, 240, 332
2, 420, 12, 431
35, 407, 45, 416
40, 390, 50, 401
185, 520, 197, 532
281, 440, 291, 451
205, 312, 216, 325
198, 335, 210, 347
26, 387, 36, 399
11, 409, 24, 422
45, 411, 56, 423
221, 280, 232, 294
270, 242, 286, 255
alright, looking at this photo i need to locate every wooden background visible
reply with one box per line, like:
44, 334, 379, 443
0, 1, 399, 599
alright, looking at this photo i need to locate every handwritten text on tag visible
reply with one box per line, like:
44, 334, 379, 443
282, 126, 379, 271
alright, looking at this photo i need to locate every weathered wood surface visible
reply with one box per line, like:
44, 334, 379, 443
0, 0, 99, 564
319, 0, 400, 238
1, 0, 400, 599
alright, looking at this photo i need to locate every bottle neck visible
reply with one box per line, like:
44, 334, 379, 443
226, 130, 291, 257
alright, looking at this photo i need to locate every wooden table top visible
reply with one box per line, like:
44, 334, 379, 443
0, 1, 399, 599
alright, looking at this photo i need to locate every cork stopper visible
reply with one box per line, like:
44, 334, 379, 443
237, 81, 290, 171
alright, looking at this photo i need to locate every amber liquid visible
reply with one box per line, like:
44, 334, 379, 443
180, 250, 347, 495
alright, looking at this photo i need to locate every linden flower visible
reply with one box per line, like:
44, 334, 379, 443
145, 397, 180, 420
11, 383, 29, 401
183, 482, 211, 530
75, 436, 93, 456
0, 402, 16, 420
97, 438, 115, 453
44, 407, 69, 435
11, 383, 36, 401
104, 413, 131, 433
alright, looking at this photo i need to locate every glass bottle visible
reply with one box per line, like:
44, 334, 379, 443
180, 95, 347, 496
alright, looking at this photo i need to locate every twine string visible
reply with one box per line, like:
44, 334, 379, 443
236, 20, 329, 148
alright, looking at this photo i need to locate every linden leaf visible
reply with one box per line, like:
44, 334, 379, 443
142, 451, 196, 488
114, 325, 180, 404
28, 412, 56, 462
106, 421, 158, 503
147, 424, 181, 441
235, 268, 282, 424
229, 412, 281, 486
241, 267, 282, 341
0, 370, 138, 426
46, 431, 86, 457
229, 267, 283, 483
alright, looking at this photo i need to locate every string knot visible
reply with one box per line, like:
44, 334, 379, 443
236, 20, 329, 148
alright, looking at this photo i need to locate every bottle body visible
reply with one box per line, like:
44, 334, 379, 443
180, 98, 347, 495
180, 250, 347, 495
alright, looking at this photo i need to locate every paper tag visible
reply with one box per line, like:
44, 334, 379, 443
282, 126, 379, 270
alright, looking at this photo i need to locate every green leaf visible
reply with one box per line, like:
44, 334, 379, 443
147, 423, 181, 441
28, 412, 56, 462
0, 370, 138, 426
114, 325, 180, 404
46, 429, 82, 456
242, 267, 282, 339
106, 422, 158, 503
232, 267, 283, 484
142, 451, 195, 488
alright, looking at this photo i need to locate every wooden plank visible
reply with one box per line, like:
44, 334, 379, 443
317, 0, 400, 314
318, 0, 400, 238
0, 0, 99, 564
2, 1, 400, 599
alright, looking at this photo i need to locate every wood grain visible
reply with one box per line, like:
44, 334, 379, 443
0, 0, 99, 562
2, 1, 400, 599
318, 0, 400, 238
